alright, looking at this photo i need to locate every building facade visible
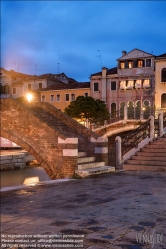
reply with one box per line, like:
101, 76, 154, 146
40, 82, 90, 112
90, 48, 157, 118
154, 53, 166, 109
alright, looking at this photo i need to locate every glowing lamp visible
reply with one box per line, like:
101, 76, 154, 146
26, 93, 33, 102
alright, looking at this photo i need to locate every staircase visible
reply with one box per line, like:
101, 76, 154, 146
75, 152, 115, 177
123, 136, 166, 171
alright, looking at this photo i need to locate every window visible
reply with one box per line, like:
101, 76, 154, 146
50, 95, 54, 102
135, 80, 141, 88
71, 93, 75, 101
120, 62, 125, 69
84, 92, 88, 97
4, 84, 9, 94
137, 60, 144, 68
56, 94, 60, 102
39, 83, 42, 89
41, 95, 45, 102
143, 79, 150, 88
128, 61, 133, 68
126, 80, 134, 89
28, 84, 31, 90
161, 68, 166, 82
119, 81, 126, 90
111, 81, 116, 90
66, 94, 69, 101
12, 88, 16, 94
146, 59, 151, 67
94, 82, 99, 92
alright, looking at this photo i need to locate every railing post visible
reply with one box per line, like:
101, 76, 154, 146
159, 112, 163, 137
85, 118, 89, 129
124, 105, 127, 120
115, 136, 122, 168
150, 115, 154, 138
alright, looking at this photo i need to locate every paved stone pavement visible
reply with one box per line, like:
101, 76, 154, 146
1, 171, 166, 249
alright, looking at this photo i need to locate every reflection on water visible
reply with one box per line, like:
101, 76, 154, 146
0, 166, 50, 188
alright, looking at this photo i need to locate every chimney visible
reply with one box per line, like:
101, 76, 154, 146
122, 50, 127, 56
102, 67, 107, 78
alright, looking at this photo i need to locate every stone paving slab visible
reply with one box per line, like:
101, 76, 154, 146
0, 171, 166, 249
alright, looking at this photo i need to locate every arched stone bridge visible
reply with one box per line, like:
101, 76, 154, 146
93, 120, 146, 137
1, 99, 108, 179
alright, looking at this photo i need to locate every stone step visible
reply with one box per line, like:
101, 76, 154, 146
123, 164, 166, 171
141, 148, 166, 153
78, 152, 87, 157
78, 156, 95, 164
145, 144, 166, 149
78, 161, 105, 170
132, 155, 166, 161
136, 152, 165, 157
75, 166, 115, 178
126, 160, 166, 166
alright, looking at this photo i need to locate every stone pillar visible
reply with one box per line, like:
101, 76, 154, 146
159, 112, 163, 137
150, 115, 154, 138
124, 105, 127, 120
115, 136, 122, 168
91, 137, 108, 165
85, 119, 89, 129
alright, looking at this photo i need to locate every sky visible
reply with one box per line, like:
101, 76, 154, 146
1, 1, 166, 82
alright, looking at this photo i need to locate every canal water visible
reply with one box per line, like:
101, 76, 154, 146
0, 166, 50, 188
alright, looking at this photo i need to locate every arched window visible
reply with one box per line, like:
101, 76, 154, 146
135, 101, 141, 119
127, 101, 134, 119
161, 68, 166, 82
161, 94, 166, 108
4, 84, 9, 94
143, 100, 151, 119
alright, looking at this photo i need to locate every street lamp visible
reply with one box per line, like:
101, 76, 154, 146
26, 93, 33, 102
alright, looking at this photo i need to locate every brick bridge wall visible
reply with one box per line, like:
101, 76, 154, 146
0, 99, 107, 179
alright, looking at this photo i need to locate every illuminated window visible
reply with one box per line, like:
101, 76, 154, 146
120, 62, 125, 69
12, 88, 16, 94
56, 94, 60, 102
127, 80, 134, 89
138, 60, 144, 68
143, 79, 150, 88
94, 82, 99, 92
128, 61, 133, 68
71, 94, 75, 101
66, 94, 69, 101
120, 81, 126, 89
135, 80, 141, 88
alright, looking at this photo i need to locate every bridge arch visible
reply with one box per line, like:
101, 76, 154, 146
0, 99, 97, 179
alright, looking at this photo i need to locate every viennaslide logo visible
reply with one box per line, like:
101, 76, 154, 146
136, 229, 163, 248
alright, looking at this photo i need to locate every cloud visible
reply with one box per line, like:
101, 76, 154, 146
1, 1, 166, 81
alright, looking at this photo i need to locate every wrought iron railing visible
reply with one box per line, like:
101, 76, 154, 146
121, 119, 150, 156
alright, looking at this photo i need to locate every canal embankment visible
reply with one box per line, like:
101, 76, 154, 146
0, 150, 38, 170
